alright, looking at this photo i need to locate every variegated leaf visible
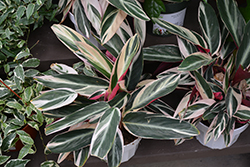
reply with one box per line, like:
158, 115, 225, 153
235, 21, 250, 70
203, 101, 225, 121
234, 105, 250, 120
90, 107, 121, 159
57, 152, 71, 164
50, 63, 78, 74
51, 24, 113, 79
107, 129, 124, 167
45, 129, 94, 154
217, 0, 246, 47
134, 17, 146, 45
213, 111, 229, 141
35, 74, 109, 97
152, 18, 208, 50
74, 146, 90, 167
178, 52, 213, 71
31, 88, 78, 111
174, 91, 191, 118
179, 99, 216, 120
146, 99, 174, 117
108, 34, 140, 99
45, 102, 109, 135
82, 0, 103, 35
101, 5, 127, 44
73, 0, 91, 37
108, 92, 130, 109
4, 159, 30, 167
198, 1, 221, 55
125, 74, 180, 112
108, 0, 150, 21
194, 71, 214, 99
123, 112, 199, 139
143, 44, 182, 62
225, 87, 242, 118
177, 37, 197, 58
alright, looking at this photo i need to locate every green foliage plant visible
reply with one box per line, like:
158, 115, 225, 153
31, 0, 200, 166
153, 0, 250, 146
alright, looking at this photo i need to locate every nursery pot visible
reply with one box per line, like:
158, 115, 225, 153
149, 1, 189, 36
9, 124, 37, 152
196, 122, 249, 150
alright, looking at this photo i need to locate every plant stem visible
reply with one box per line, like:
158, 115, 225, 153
38, 129, 48, 161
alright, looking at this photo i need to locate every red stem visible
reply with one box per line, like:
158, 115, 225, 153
0, 79, 27, 106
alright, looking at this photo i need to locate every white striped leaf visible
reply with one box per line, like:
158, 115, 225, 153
203, 101, 225, 121
108, 34, 140, 99
108, 0, 149, 21
123, 112, 199, 139
178, 52, 213, 71
90, 107, 121, 159
217, 0, 246, 47
177, 37, 197, 58
146, 99, 175, 117
51, 24, 113, 79
45, 102, 110, 135
108, 92, 130, 109
107, 129, 124, 167
34, 74, 109, 97
134, 17, 146, 45
234, 105, 250, 120
143, 44, 182, 62
45, 129, 94, 154
57, 152, 71, 164
198, 1, 221, 55
174, 91, 191, 118
213, 111, 229, 141
73, 146, 90, 167
82, 0, 103, 35
193, 71, 214, 99
4, 159, 30, 167
235, 21, 250, 70
101, 5, 127, 44
50, 63, 78, 74
225, 87, 242, 118
73, 0, 91, 38
152, 18, 208, 50
31, 88, 78, 111
179, 99, 216, 120
125, 74, 180, 112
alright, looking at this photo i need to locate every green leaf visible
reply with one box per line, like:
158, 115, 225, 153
16, 6, 26, 20
178, 52, 213, 71
4, 159, 30, 167
31, 88, 78, 111
22, 58, 40, 68
45, 129, 94, 154
123, 112, 199, 139
143, 0, 165, 18
126, 74, 180, 112
143, 44, 182, 62
25, 69, 40, 77
18, 144, 33, 159
6, 100, 24, 110
234, 105, 250, 120
40, 160, 60, 167
217, 0, 246, 47
45, 102, 110, 135
16, 130, 34, 145
235, 21, 250, 70
193, 71, 214, 99
101, 5, 127, 44
0, 155, 10, 165
34, 74, 109, 97
198, 1, 221, 55
108, 0, 149, 21
225, 87, 242, 118
152, 17, 208, 50
15, 50, 31, 60
73, 147, 90, 167
14, 65, 25, 82
22, 87, 33, 103
26, 3, 35, 19
107, 129, 123, 167
91, 107, 121, 159
0, 1, 6, 11
108, 92, 130, 109
1, 133, 16, 151
50, 63, 78, 74
73, 0, 91, 37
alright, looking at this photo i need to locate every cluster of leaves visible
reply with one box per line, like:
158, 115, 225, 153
153, 0, 250, 146
0, 54, 53, 166
0, 0, 58, 67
